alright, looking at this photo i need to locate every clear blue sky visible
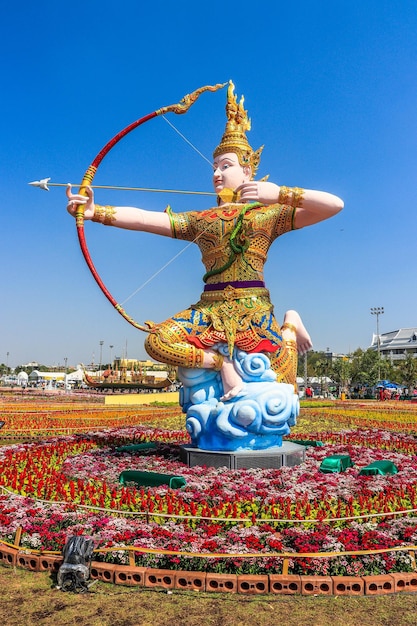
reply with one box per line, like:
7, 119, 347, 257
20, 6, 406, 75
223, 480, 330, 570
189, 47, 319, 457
1, 0, 417, 368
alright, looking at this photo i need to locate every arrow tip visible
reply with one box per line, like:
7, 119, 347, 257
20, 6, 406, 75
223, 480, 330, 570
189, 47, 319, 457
28, 177, 51, 191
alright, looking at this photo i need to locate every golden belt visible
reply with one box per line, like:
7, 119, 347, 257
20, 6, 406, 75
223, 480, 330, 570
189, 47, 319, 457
199, 284, 270, 303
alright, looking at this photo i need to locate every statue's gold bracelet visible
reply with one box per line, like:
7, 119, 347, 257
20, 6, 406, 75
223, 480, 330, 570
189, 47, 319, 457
278, 186, 305, 207
92, 205, 117, 225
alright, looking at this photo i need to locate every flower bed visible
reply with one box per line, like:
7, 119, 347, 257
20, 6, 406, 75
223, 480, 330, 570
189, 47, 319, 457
1, 406, 417, 576
0, 404, 184, 437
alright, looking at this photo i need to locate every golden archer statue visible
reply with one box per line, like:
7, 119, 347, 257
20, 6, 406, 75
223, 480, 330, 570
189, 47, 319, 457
67, 81, 343, 403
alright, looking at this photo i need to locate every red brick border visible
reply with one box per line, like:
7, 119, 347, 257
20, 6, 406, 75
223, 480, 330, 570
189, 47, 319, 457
3, 546, 417, 596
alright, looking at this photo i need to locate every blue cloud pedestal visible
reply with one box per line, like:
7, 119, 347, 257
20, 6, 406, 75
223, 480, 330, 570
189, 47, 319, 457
178, 349, 305, 469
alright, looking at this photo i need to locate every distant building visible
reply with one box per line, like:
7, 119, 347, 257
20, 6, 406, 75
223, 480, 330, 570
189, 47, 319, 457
23, 361, 40, 368
369, 328, 417, 361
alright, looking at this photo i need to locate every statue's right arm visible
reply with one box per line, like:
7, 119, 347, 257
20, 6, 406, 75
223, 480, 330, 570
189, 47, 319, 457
66, 185, 172, 237
98, 204, 172, 236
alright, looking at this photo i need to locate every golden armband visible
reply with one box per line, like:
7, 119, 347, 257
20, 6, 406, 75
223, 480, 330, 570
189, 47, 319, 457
278, 186, 305, 207
92, 205, 117, 225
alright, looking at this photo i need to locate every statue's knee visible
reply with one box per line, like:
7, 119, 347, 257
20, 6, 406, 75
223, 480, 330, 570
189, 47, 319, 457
145, 319, 209, 369
146, 331, 207, 369
144, 333, 163, 361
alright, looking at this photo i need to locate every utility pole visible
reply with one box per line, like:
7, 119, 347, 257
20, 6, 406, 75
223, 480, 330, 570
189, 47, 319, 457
99, 340, 104, 380
64, 357, 68, 394
370, 307, 384, 380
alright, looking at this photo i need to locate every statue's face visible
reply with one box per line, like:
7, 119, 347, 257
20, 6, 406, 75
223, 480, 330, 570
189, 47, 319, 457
212, 152, 251, 194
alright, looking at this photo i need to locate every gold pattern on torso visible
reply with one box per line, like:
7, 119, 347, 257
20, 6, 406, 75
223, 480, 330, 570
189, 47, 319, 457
170, 203, 295, 284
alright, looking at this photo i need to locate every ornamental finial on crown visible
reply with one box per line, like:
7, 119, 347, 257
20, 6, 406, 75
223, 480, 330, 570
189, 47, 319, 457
213, 80, 263, 178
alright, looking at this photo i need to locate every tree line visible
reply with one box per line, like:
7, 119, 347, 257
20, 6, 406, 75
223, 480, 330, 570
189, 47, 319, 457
299, 349, 417, 397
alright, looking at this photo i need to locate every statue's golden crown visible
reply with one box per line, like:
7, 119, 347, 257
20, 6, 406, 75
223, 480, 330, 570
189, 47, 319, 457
213, 80, 263, 178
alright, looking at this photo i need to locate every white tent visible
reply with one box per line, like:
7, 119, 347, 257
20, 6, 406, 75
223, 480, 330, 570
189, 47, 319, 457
17, 371, 29, 386
66, 368, 85, 383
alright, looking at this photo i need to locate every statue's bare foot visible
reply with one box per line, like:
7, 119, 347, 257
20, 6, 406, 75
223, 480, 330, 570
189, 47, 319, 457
220, 386, 244, 402
219, 356, 244, 401
282, 310, 313, 355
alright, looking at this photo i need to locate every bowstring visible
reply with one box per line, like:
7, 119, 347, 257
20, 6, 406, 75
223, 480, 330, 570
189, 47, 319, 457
119, 116, 214, 306
120, 229, 207, 306
161, 115, 213, 166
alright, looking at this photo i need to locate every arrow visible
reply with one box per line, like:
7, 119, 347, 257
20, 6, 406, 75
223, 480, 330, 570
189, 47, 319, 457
28, 177, 216, 196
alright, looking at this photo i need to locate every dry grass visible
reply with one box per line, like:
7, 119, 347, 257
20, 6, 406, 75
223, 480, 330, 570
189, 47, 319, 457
2, 566, 417, 626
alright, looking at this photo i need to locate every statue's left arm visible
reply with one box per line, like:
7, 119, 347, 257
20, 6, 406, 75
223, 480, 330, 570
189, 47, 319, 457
238, 180, 343, 228
291, 189, 344, 228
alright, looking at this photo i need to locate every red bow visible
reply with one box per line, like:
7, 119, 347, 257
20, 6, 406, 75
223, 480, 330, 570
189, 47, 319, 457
75, 83, 226, 332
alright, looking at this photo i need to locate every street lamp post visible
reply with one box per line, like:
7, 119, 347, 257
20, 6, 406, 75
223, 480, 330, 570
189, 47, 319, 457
109, 345, 114, 370
370, 307, 384, 380
99, 340, 104, 380
64, 357, 68, 394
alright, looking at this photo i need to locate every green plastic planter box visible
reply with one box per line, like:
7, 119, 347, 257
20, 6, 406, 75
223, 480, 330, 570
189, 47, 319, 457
119, 470, 186, 489
359, 460, 398, 476
287, 439, 324, 447
319, 455, 353, 473
115, 442, 157, 453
